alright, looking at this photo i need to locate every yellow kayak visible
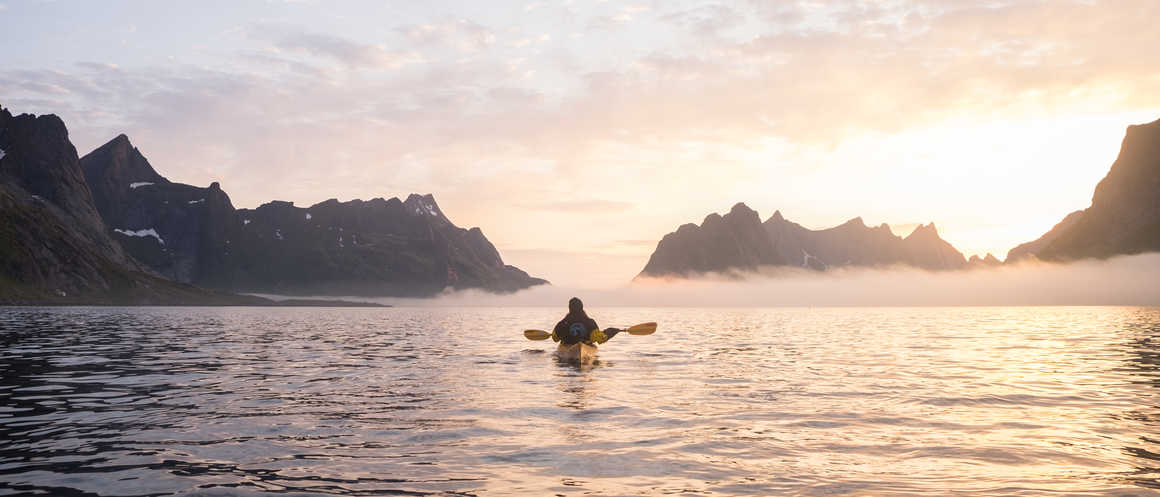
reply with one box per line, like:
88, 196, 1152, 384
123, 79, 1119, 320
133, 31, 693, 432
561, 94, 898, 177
556, 342, 597, 364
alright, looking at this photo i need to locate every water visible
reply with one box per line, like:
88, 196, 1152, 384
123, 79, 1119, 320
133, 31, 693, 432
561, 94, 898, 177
1, 306, 1159, 496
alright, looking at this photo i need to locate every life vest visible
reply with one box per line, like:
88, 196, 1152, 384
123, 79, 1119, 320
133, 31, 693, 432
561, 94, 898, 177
555, 315, 597, 345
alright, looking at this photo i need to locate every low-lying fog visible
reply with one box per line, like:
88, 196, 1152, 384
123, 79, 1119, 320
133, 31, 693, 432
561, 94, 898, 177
361, 254, 1160, 308
271, 253, 1160, 307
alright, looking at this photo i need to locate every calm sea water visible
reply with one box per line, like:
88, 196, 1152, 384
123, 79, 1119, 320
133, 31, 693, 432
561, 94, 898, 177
1, 306, 1159, 496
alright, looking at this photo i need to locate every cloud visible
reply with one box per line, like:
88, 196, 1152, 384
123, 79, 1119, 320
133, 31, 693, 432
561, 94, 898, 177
3, 1, 1160, 286
397, 19, 496, 52
254, 25, 423, 69
659, 4, 745, 37
623, 0, 1160, 142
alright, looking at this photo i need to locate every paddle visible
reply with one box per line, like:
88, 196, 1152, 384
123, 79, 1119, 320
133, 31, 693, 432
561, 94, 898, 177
523, 322, 657, 341
524, 329, 552, 340
624, 322, 657, 336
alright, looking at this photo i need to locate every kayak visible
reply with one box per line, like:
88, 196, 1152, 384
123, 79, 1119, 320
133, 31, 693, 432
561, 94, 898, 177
556, 342, 597, 364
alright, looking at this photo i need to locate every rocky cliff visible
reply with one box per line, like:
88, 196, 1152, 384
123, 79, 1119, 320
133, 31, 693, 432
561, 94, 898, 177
229, 194, 545, 296
81, 135, 546, 297
640, 203, 786, 276
1005, 210, 1085, 262
639, 204, 967, 278
0, 106, 278, 305
1009, 118, 1160, 262
82, 136, 243, 286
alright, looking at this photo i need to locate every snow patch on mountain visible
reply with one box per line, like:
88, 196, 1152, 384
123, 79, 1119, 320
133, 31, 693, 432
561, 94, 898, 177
114, 228, 165, 245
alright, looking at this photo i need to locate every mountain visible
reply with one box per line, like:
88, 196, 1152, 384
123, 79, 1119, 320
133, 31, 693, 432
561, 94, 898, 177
81, 135, 546, 297
1008, 118, 1160, 262
81, 136, 243, 286
1005, 210, 1085, 262
898, 222, 969, 270
0, 106, 289, 305
228, 194, 546, 296
639, 204, 967, 278
968, 253, 1003, 268
640, 203, 786, 276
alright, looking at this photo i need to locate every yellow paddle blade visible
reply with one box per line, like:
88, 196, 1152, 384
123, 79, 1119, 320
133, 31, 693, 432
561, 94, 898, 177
626, 322, 657, 335
524, 329, 552, 340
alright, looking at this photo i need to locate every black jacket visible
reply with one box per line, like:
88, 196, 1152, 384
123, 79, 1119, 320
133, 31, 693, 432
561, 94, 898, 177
554, 312, 599, 345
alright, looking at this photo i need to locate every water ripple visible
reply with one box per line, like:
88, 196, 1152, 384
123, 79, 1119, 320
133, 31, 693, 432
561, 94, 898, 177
1, 306, 1159, 495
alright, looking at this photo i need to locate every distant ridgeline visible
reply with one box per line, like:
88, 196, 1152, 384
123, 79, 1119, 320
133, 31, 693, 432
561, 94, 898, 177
639, 117, 1160, 279
0, 105, 546, 303
80, 136, 547, 297
637, 203, 990, 278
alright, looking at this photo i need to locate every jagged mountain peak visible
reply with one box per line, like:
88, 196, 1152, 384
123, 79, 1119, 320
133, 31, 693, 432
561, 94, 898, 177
108, 133, 132, 146
729, 202, 755, 214
82, 134, 168, 187
404, 193, 446, 220
724, 202, 761, 224
841, 216, 865, 228
4, 106, 547, 301
0, 108, 110, 235
641, 205, 969, 278
968, 252, 1003, 267
639, 202, 784, 277
906, 222, 939, 239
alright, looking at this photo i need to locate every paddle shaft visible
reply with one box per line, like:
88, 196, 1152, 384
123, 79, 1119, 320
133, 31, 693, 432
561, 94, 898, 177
523, 322, 656, 340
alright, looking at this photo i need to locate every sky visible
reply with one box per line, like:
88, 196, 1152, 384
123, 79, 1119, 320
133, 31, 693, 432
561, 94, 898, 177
2, 0, 1159, 288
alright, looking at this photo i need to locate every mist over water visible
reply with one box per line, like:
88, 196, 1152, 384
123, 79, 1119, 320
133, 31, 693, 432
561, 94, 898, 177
376, 253, 1160, 307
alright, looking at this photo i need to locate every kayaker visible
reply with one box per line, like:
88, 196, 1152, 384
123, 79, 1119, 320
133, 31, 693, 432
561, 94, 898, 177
553, 297, 619, 345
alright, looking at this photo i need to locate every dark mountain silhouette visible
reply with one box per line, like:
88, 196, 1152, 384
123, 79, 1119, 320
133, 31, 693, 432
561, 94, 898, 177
0, 106, 338, 305
1005, 210, 1085, 262
639, 204, 967, 278
81, 135, 546, 297
1008, 118, 1160, 262
640, 203, 786, 276
82, 136, 242, 286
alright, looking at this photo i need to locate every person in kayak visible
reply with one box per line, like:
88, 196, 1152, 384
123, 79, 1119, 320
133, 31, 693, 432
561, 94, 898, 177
553, 297, 620, 345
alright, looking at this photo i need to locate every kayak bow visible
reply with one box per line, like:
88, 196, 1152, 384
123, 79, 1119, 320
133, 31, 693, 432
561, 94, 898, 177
556, 342, 598, 364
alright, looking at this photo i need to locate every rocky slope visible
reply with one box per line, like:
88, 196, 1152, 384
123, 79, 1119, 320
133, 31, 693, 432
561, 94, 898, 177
639, 203, 968, 278
640, 203, 786, 276
81, 135, 546, 297
1005, 210, 1085, 262
1008, 118, 1160, 262
0, 106, 288, 305
82, 135, 243, 287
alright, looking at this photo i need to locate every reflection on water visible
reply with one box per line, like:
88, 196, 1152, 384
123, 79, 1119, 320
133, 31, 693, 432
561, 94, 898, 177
1, 306, 1159, 496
